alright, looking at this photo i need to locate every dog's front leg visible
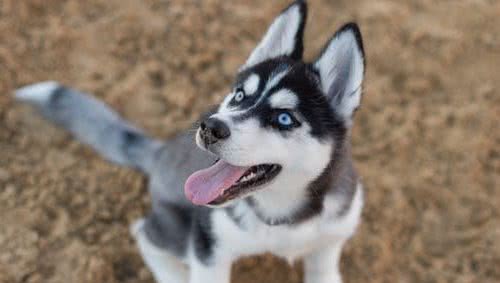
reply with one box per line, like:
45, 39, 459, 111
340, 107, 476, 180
189, 259, 231, 283
304, 240, 346, 283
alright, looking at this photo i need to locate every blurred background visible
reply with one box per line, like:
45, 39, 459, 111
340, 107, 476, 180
1, 0, 499, 282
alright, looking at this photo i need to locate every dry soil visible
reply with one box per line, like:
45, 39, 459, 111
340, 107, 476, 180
0, 0, 499, 282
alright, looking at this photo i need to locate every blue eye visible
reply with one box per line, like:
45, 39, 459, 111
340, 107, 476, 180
234, 90, 245, 102
278, 112, 293, 126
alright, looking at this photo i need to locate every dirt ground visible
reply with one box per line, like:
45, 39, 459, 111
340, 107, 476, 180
1, 0, 499, 282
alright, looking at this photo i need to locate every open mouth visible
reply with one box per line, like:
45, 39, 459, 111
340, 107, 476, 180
184, 160, 282, 206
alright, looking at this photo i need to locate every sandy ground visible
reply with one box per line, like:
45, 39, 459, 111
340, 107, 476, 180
1, 0, 499, 282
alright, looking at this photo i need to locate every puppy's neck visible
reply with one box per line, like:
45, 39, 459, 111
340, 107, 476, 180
242, 141, 353, 226
247, 172, 312, 225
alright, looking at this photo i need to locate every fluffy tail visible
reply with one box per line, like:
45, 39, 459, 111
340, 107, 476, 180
15, 81, 163, 173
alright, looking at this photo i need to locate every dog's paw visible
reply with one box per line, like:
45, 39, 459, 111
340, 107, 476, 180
15, 81, 60, 104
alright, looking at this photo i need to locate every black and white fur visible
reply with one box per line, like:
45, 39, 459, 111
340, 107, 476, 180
15, 1, 366, 282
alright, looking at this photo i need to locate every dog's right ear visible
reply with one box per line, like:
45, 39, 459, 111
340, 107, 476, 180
241, 1, 308, 70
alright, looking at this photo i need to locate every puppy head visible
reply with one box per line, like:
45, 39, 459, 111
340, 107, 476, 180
185, 1, 365, 206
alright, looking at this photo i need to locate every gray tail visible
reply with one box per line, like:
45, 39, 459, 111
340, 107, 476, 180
15, 81, 163, 173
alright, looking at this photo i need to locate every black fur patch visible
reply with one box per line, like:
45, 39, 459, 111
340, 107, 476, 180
144, 202, 193, 256
43, 85, 72, 127
192, 207, 216, 265
48, 85, 67, 106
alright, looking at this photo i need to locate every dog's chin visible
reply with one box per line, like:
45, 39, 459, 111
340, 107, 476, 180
207, 161, 282, 207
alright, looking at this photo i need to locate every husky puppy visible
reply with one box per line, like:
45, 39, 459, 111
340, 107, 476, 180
16, 1, 366, 282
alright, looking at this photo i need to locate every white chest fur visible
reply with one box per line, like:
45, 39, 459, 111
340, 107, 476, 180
211, 183, 363, 262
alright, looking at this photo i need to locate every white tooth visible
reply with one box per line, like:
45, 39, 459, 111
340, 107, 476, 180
239, 172, 256, 183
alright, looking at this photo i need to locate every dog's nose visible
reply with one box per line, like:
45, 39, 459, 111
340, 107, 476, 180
200, 118, 231, 145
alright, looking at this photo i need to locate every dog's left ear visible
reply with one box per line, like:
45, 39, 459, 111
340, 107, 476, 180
313, 23, 365, 125
242, 1, 307, 69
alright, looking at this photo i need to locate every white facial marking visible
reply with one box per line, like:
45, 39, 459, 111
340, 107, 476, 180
243, 74, 260, 96
263, 69, 289, 96
269, 89, 298, 109
218, 69, 289, 117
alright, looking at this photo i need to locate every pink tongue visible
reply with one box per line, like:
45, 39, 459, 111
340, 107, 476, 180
184, 160, 249, 205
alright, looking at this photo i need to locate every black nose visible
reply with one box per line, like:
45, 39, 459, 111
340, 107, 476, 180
200, 118, 231, 145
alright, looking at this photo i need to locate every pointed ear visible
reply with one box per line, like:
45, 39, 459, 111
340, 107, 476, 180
313, 23, 365, 125
242, 1, 307, 69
